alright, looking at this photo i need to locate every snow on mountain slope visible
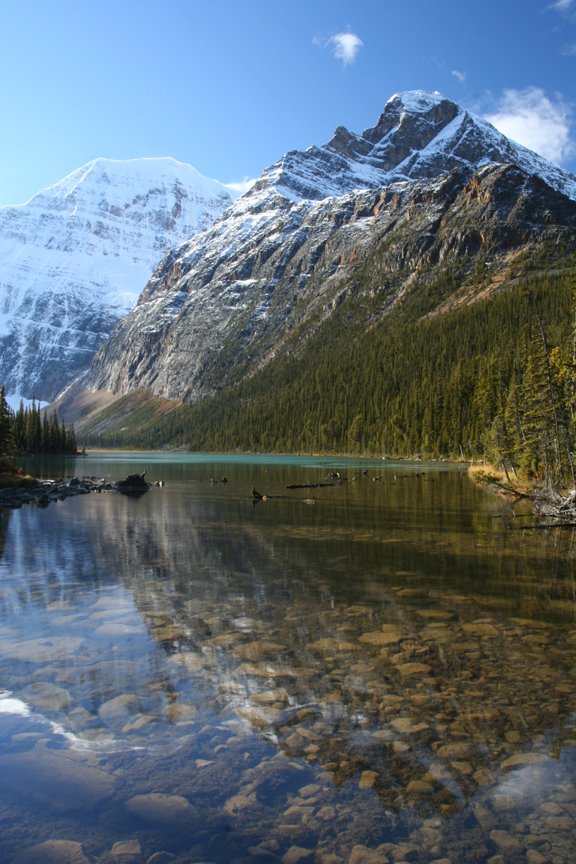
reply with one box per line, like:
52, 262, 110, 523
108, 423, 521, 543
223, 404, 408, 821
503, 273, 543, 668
0, 157, 238, 401
247, 90, 576, 204
84, 91, 576, 405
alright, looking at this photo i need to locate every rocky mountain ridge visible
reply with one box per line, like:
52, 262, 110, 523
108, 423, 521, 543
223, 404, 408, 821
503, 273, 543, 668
250, 90, 576, 202
0, 157, 237, 402
82, 91, 576, 407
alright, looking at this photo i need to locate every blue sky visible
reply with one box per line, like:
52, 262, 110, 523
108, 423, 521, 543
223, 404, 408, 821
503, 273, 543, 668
1, 0, 575, 204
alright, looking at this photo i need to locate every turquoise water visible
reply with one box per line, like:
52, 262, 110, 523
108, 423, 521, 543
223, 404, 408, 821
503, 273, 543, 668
0, 453, 575, 863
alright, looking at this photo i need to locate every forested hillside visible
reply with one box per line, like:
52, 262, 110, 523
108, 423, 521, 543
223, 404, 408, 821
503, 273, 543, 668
78, 241, 576, 486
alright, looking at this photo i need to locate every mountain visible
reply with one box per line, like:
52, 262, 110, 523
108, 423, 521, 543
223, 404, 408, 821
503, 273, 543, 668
0, 157, 238, 402
80, 90, 576, 417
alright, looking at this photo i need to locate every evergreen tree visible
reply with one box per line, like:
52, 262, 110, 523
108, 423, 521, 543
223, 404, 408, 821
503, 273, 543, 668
0, 387, 16, 472
0, 392, 78, 458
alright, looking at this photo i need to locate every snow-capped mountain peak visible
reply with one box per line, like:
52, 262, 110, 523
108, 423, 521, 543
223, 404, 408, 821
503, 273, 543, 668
81, 90, 576, 410
246, 90, 576, 206
0, 157, 238, 401
32, 156, 232, 209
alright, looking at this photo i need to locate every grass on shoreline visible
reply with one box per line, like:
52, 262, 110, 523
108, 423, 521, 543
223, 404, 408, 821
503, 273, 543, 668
0, 473, 38, 490
468, 463, 536, 496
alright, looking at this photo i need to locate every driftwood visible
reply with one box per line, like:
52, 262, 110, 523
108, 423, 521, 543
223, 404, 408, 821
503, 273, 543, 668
251, 486, 315, 505
478, 473, 576, 527
286, 482, 335, 489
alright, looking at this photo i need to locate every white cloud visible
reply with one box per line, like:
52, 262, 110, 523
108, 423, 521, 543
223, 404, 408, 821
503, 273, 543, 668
225, 177, 256, 195
484, 87, 574, 165
551, 0, 574, 10
451, 69, 466, 83
328, 32, 363, 65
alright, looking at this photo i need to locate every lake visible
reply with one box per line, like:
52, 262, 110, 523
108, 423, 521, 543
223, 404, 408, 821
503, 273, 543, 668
0, 452, 575, 864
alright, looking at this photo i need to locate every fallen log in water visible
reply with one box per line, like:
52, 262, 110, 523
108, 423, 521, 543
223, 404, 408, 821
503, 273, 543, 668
251, 487, 315, 505
285, 482, 335, 489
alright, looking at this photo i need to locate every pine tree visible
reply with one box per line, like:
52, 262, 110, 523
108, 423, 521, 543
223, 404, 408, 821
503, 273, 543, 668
0, 387, 16, 473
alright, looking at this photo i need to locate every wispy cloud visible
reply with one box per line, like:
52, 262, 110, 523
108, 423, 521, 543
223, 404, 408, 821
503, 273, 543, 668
484, 87, 574, 165
451, 69, 466, 83
548, 0, 576, 20
315, 31, 363, 66
225, 177, 256, 195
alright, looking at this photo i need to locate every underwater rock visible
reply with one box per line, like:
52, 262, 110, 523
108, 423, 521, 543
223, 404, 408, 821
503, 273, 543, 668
0, 636, 85, 663
125, 792, 197, 826
98, 693, 142, 730
500, 752, 550, 769
17, 681, 72, 712
0, 744, 116, 811
282, 846, 315, 864
13, 839, 90, 864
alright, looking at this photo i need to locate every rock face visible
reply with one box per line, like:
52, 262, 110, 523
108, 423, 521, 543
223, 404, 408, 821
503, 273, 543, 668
0, 157, 237, 401
84, 91, 576, 405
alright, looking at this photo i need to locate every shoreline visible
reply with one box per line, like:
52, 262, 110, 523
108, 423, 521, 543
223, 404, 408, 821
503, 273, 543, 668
0, 473, 153, 509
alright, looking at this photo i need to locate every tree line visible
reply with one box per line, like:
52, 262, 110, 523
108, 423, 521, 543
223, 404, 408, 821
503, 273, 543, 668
71, 242, 576, 492
0, 389, 78, 472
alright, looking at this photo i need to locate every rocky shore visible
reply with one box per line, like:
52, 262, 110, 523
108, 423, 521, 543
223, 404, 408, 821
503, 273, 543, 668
0, 472, 155, 509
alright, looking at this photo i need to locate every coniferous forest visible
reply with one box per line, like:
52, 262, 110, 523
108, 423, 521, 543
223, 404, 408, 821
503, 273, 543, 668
78, 245, 576, 491
0, 389, 78, 472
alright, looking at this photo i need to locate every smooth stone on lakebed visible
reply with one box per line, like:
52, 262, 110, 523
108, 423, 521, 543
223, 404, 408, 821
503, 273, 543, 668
168, 651, 205, 672
489, 829, 522, 851
434, 742, 475, 759
0, 745, 116, 811
406, 779, 434, 794
13, 839, 90, 864
500, 752, 550, 769
17, 682, 71, 712
125, 792, 197, 825
395, 662, 433, 676
348, 844, 388, 864
359, 630, 403, 646
307, 637, 358, 653
462, 621, 501, 637
359, 770, 379, 789
121, 713, 159, 733
0, 636, 85, 663
390, 717, 429, 734
237, 704, 283, 728
251, 687, 290, 705
98, 693, 142, 730
165, 702, 198, 723
233, 641, 287, 660
110, 839, 142, 857
282, 846, 314, 864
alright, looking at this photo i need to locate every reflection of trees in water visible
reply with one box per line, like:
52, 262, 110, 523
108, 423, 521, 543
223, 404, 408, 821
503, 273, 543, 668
0, 509, 11, 559
0, 503, 118, 616
71, 490, 576, 818
3, 480, 576, 824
